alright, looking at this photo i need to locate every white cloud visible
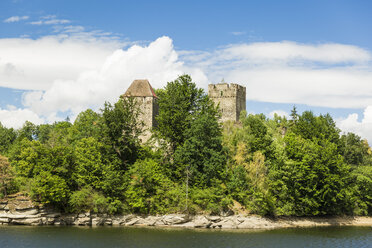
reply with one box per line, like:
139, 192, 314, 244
231, 31, 246, 36
181, 41, 372, 109
220, 42, 371, 63
29, 15, 71, 25
41, 15, 57, 19
0, 108, 43, 129
0, 35, 123, 90
268, 110, 289, 119
337, 106, 372, 144
3, 16, 29, 23
226, 67, 372, 109
19, 36, 207, 120
30, 19, 70, 25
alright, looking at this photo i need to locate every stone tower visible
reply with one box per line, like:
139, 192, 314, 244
122, 79, 159, 142
208, 83, 246, 122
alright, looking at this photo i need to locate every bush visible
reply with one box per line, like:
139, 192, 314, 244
31, 171, 70, 208
69, 186, 121, 214
190, 185, 232, 215
124, 158, 176, 214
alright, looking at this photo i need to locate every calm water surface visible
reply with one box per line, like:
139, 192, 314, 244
0, 225, 371, 248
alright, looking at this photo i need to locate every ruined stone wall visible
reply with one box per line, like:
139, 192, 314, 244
125, 81, 245, 143
208, 83, 246, 122
134, 96, 158, 142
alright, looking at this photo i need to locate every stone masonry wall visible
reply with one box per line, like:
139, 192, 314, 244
208, 83, 246, 122
134, 96, 158, 143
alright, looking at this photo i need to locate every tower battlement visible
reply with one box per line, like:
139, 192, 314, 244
208, 83, 246, 122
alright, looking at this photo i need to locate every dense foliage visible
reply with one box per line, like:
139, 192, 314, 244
0, 75, 371, 216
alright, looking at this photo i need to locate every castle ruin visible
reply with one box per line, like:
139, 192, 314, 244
123, 80, 246, 142
122, 79, 159, 142
208, 83, 246, 122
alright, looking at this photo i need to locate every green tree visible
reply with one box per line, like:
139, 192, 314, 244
69, 109, 102, 143
46, 121, 72, 148
174, 108, 226, 186
241, 114, 273, 158
223, 114, 273, 162
9, 137, 74, 207
124, 159, 177, 214
0, 155, 14, 197
270, 133, 352, 216
0, 123, 16, 156
291, 111, 340, 144
155, 75, 226, 187
339, 133, 369, 166
155, 75, 206, 152
16, 121, 37, 142
68, 186, 122, 214
351, 165, 372, 215
10, 139, 51, 178
35, 124, 53, 144
31, 170, 70, 207
289, 105, 298, 126
102, 97, 143, 166
73, 137, 106, 189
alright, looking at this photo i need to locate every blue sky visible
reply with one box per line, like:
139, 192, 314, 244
2, 0, 372, 49
1, 0, 372, 141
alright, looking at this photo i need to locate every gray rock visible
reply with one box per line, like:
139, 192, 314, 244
206, 216, 221, 222
104, 219, 112, 225
15, 204, 35, 211
14, 209, 39, 215
163, 214, 190, 225
11, 218, 42, 225
90, 216, 112, 226
60, 215, 75, 225
92, 217, 104, 226
236, 220, 255, 229
0, 218, 9, 223
144, 216, 163, 226
54, 220, 61, 225
75, 217, 91, 226
193, 216, 212, 228
125, 217, 141, 226
41, 217, 47, 225
122, 214, 136, 223
112, 218, 124, 226
174, 221, 195, 228
212, 217, 239, 229
44, 213, 61, 218
0, 213, 41, 219
210, 223, 222, 228
46, 218, 56, 225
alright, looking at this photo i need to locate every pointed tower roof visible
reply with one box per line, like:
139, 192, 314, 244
123, 79, 157, 98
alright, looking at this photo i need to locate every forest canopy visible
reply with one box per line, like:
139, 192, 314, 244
0, 75, 371, 216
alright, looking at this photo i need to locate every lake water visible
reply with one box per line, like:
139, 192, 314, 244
0, 226, 371, 248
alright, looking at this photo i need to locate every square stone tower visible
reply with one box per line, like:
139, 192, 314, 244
208, 83, 246, 122
122, 79, 159, 142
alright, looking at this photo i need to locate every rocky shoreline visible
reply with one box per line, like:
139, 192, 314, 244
1, 193, 371, 229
